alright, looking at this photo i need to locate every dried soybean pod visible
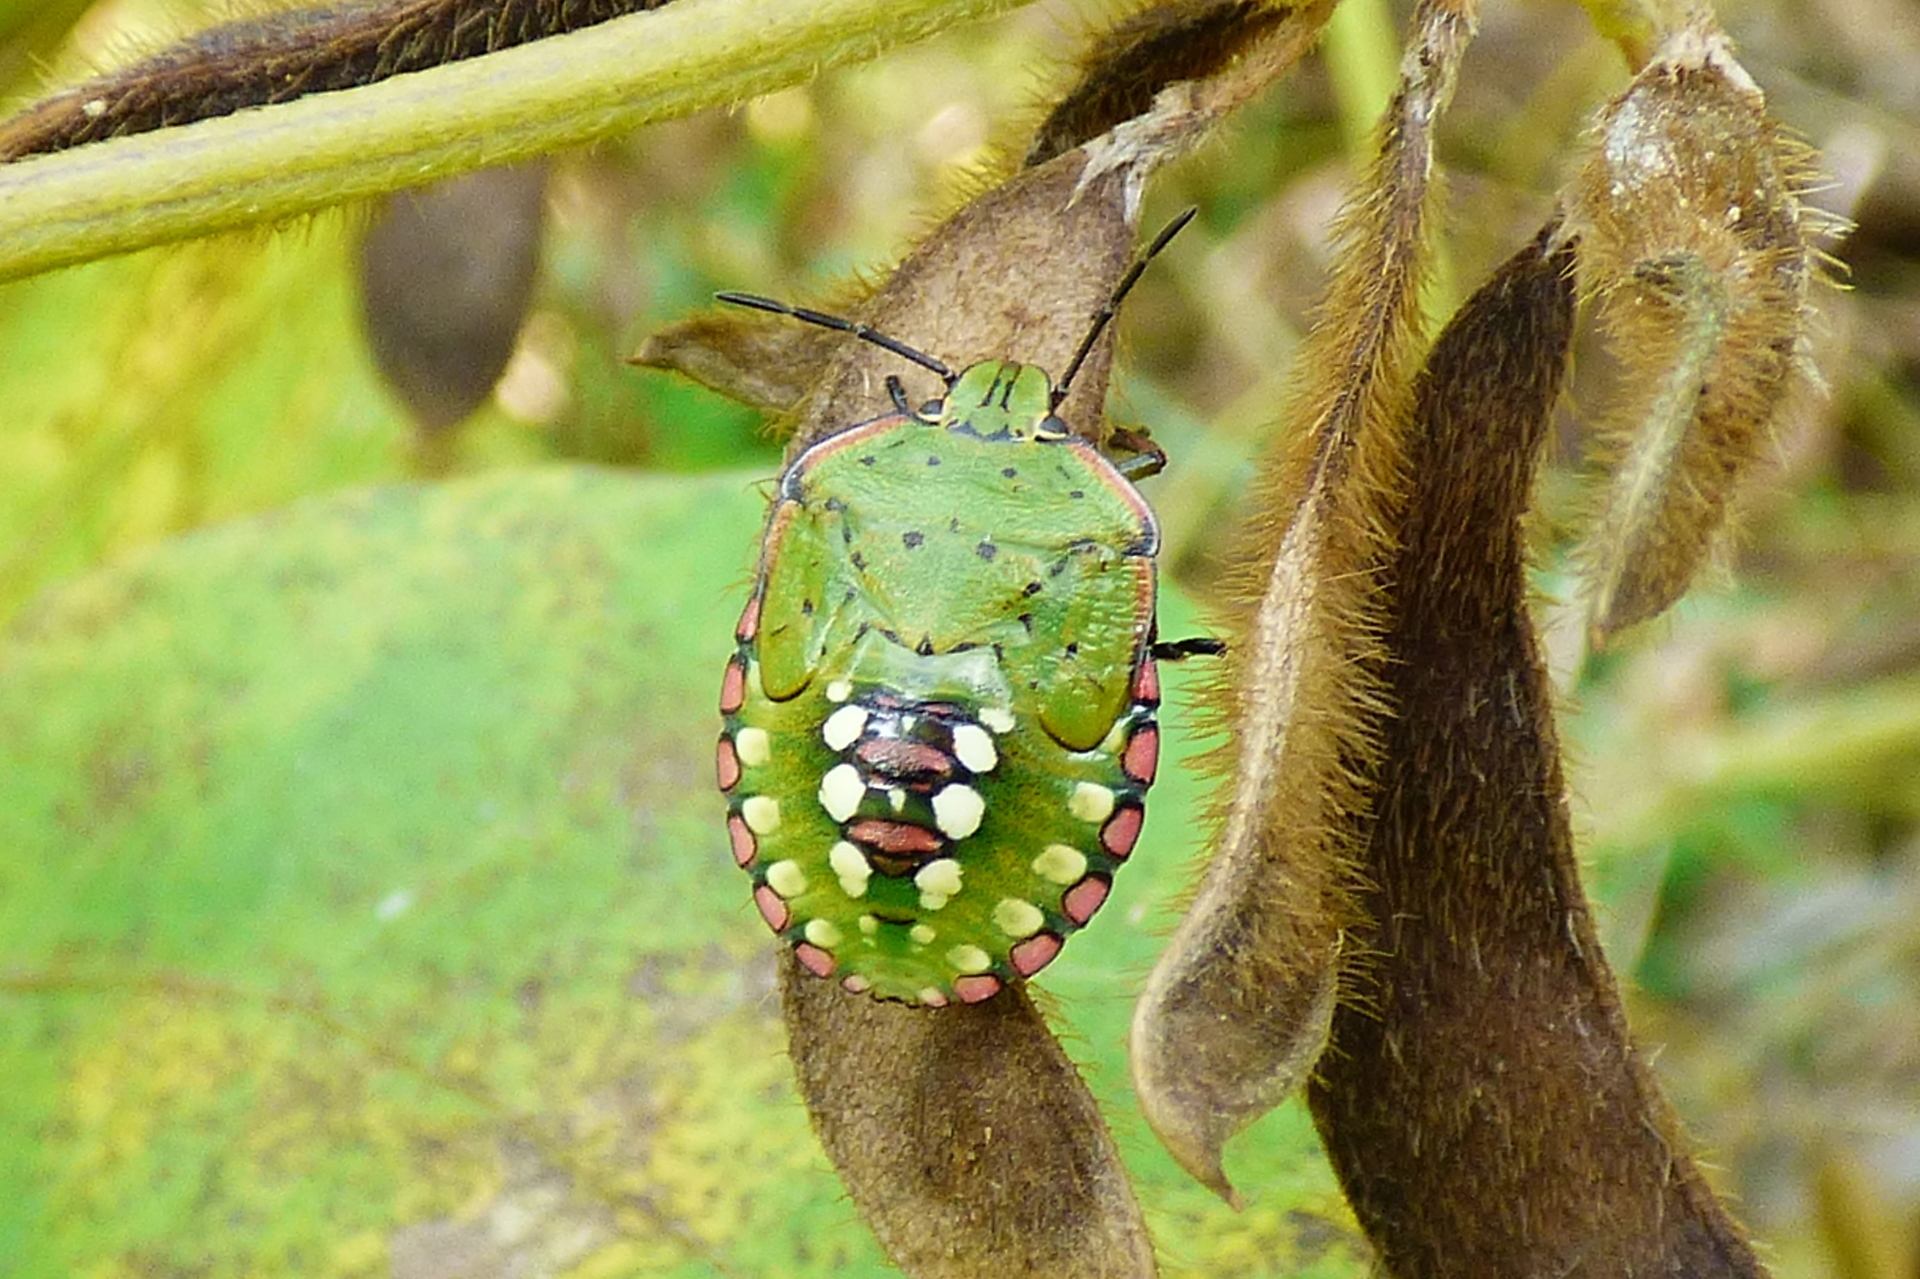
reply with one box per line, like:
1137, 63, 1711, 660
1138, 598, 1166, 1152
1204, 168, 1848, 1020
1307, 227, 1767, 1277
0, 0, 673, 163
778, 152, 1154, 1279
1129, 0, 1475, 1206
1565, 25, 1817, 642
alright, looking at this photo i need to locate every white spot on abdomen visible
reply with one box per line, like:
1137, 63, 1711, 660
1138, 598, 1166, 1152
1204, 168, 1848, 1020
993, 898, 1044, 938
1069, 782, 1114, 823
735, 726, 771, 767
829, 841, 872, 897
932, 784, 985, 839
821, 704, 869, 751
766, 859, 808, 897
952, 723, 998, 773
742, 795, 782, 834
818, 763, 865, 822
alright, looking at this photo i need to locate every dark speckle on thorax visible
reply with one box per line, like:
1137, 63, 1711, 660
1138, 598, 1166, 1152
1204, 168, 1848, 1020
903, 531, 925, 549
976, 542, 997, 561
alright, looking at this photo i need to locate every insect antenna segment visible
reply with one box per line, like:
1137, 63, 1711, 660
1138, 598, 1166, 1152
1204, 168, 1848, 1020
715, 292, 957, 386
1052, 207, 1199, 409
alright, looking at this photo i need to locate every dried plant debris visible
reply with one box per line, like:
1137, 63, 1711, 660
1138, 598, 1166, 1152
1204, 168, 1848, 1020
1564, 23, 1821, 643
1025, 0, 1330, 168
1129, 0, 1474, 1206
641, 0, 1331, 430
0, 0, 673, 163
1307, 226, 1767, 1278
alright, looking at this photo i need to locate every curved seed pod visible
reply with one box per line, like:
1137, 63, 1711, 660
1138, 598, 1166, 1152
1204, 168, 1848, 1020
776, 151, 1153, 1279
784, 962, 1153, 1279
1130, 0, 1474, 1206
1308, 227, 1767, 1276
0, 0, 674, 163
357, 161, 551, 433
1565, 24, 1817, 643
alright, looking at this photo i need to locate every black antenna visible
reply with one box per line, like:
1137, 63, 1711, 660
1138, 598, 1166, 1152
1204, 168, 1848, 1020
1052, 207, 1198, 408
714, 292, 956, 384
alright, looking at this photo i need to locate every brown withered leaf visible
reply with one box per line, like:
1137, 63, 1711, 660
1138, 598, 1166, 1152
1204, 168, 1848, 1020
1307, 226, 1767, 1276
1565, 23, 1816, 643
1129, 0, 1475, 1206
628, 311, 843, 416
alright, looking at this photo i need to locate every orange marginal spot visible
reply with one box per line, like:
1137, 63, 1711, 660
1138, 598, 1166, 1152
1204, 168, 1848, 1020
1122, 724, 1159, 785
735, 591, 763, 642
720, 656, 747, 715
1133, 657, 1160, 706
794, 942, 836, 977
1101, 804, 1144, 858
727, 814, 757, 867
754, 885, 789, 932
1062, 875, 1111, 925
954, 974, 1002, 1003
716, 735, 742, 791
1010, 932, 1063, 977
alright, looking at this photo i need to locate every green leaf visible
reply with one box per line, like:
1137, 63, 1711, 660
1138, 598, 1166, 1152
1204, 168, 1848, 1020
0, 465, 1360, 1277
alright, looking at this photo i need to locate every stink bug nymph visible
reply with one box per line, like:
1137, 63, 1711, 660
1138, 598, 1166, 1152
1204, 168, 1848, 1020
715, 211, 1212, 1007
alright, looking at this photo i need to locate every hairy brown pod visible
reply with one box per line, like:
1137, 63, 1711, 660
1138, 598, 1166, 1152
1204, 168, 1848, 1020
1565, 26, 1816, 643
1308, 226, 1767, 1278
0, 0, 672, 162
1129, 0, 1474, 1206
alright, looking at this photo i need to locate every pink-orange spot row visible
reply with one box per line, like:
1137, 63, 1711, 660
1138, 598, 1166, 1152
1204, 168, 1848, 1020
1122, 724, 1159, 785
720, 657, 747, 715
1102, 805, 1144, 858
1010, 932, 1063, 977
1063, 875, 1111, 925
727, 814, 757, 867
754, 885, 789, 932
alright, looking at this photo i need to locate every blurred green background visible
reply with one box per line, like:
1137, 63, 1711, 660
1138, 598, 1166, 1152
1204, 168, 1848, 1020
1, 0, 1916, 1275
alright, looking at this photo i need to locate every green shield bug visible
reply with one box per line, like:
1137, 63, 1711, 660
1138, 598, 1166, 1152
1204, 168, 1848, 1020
716, 211, 1217, 1007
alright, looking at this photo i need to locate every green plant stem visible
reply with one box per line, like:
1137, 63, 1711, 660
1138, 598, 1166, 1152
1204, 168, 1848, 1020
0, 0, 1027, 284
